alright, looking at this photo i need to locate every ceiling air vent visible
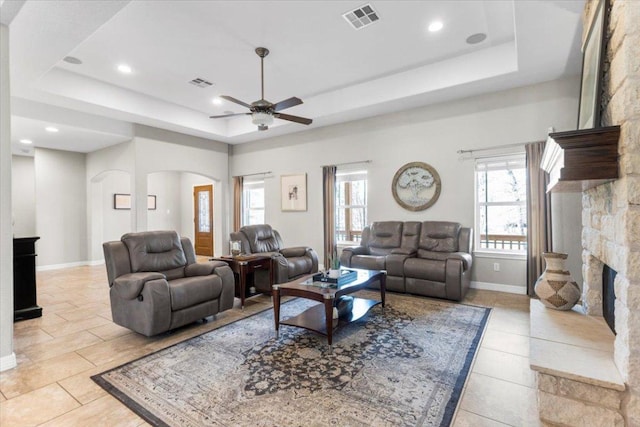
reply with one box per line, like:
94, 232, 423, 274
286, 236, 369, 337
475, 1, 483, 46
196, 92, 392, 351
188, 77, 214, 88
343, 4, 379, 30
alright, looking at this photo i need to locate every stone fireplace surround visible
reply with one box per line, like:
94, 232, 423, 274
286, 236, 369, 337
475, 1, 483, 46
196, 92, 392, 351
530, 0, 639, 425
531, 0, 640, 426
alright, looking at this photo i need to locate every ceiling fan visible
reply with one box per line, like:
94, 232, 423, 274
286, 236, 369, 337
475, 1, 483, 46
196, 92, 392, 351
210, 47, 312, 131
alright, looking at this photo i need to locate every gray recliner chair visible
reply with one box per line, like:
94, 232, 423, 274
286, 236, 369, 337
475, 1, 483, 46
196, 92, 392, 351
103, 230, 235, 336
230, 224, 319, 289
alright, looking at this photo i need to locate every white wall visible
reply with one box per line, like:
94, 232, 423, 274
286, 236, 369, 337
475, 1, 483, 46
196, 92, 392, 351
87, 141, 134, 260
1, 23, 15, 370
148, 171, 181, 232
132, 134, 229, 256
86, 127, 229, 258
11, 155, 36, 237
34, 148, 87, 267
230, 77, 580, 289
551, 192, 583, 287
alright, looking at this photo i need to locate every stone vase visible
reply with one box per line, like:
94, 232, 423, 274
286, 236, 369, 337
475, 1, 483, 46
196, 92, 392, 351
534, 252, 580, 310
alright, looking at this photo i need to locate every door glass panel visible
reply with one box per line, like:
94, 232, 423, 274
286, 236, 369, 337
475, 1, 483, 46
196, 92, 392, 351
198, 190, 210, 232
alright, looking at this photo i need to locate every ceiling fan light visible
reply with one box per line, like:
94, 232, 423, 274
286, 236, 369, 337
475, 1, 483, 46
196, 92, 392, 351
252, 112, 274, 126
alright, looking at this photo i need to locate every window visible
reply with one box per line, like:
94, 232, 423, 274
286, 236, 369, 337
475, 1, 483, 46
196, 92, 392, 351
475, 154, 527, 252
336, 170, 367, 243
242, 179, 264, 225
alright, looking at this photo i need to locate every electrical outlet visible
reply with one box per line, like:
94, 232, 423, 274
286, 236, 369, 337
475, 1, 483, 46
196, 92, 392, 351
493, 263, 500, 272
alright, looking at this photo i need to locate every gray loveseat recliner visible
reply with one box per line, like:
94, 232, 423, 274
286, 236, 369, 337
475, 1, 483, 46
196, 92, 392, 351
340, 221, 473, 301
103, 230, 235, 336
230, 224, 319, 290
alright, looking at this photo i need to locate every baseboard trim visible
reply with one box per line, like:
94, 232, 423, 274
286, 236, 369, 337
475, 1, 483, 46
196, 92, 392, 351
0, 352, 17, 372
471, 281, 527, 295
37, 259, 104, 271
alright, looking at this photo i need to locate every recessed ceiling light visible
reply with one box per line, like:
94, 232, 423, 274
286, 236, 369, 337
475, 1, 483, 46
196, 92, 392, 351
466, 33, 487, 44
45, 126, 59, 133
63, 56, 82, 65
19, 139, 33, 144
212, 98, 223, 105
428, 21, 443, 32
117, 64, 132, 74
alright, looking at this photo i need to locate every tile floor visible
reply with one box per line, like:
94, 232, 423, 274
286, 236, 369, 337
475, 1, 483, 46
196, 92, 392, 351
0, 265, 541, 426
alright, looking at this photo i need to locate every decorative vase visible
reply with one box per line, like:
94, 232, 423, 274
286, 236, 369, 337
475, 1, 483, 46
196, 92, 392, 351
534, 252, 580, 310
229, 240, 242, 256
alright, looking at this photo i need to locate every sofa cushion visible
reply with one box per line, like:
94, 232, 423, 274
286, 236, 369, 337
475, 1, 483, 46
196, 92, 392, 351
404, 258, 446, 282
368, 222, 403, 255
350, 254, 386, 270
416, 250, 450, 261
122, 231, 187, 273
169, 275, 223, 311
419, 222, 461, 253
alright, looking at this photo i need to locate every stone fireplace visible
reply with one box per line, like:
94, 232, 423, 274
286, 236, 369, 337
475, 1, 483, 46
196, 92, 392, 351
580, 0, 640, 423
530, 1, 639, 425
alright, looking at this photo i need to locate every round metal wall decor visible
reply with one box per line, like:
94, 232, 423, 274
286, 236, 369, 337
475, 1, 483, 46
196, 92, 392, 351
391, 162, 441, 211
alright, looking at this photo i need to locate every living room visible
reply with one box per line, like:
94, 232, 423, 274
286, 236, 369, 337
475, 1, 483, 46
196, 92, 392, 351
2, 0, 638, 425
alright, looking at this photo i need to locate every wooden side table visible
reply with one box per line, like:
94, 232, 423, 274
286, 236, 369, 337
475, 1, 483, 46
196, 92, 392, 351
211, 255, 274, 309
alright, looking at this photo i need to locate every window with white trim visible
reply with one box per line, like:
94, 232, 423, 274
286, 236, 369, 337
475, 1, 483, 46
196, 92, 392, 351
242, 179, 264, 226
475, 154, 527, 253
336, 170, 367, 244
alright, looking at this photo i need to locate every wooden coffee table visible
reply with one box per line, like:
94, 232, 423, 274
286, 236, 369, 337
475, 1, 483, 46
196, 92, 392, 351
272, 269, 385, 347
211, 255, 273, 309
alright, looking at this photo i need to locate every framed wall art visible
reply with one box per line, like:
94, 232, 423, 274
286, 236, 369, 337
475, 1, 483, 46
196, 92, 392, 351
113, 194, 157, 210
147, 195, 157, 210
391, 162, 441, 211
577, 0, 608, 130
113, 193, 131, 210
281, 173, 307, 211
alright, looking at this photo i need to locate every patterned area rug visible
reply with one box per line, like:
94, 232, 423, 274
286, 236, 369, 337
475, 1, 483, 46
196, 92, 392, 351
92, 292, 490, 427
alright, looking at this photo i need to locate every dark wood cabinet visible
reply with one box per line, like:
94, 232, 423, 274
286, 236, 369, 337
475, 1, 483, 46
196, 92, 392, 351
13, 237, 42, 321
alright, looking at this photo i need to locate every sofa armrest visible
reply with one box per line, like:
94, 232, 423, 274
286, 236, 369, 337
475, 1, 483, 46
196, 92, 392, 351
446, 252, 473, 270
185, 260, 228, 277
343, 246, 369, 256
280, 246, 310, 258
391, 247, 417, 256
113, 272, 165, 300
339, 246, 368, 268
271, 253, 290, 283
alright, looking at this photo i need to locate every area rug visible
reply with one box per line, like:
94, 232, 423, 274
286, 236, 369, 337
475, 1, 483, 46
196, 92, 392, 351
92, 292, 490, 426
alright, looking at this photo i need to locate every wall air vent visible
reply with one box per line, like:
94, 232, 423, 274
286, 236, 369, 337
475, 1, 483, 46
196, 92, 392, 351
188, 78, 214, 88
343, 4, 379, 30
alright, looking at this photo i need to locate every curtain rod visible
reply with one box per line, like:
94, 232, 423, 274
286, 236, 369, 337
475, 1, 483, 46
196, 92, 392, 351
457, 141, 532, 155
320, 160, 372, 168
233, 171, 272, 178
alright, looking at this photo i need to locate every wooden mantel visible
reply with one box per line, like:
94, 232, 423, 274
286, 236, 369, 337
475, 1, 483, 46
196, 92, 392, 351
540, 126, 620, 192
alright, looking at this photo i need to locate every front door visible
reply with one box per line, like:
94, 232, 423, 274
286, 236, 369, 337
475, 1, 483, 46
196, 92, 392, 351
194, 184, 214, 256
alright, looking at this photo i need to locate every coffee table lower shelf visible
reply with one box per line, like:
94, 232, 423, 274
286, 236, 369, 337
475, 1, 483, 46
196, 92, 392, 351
280, 297, 380, 335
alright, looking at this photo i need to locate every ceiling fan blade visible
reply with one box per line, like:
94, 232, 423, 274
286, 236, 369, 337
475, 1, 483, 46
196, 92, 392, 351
209, 112, 251, 119
219, 95, 252, 109
274, 113, 312, 125
272, 97, 303, 112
